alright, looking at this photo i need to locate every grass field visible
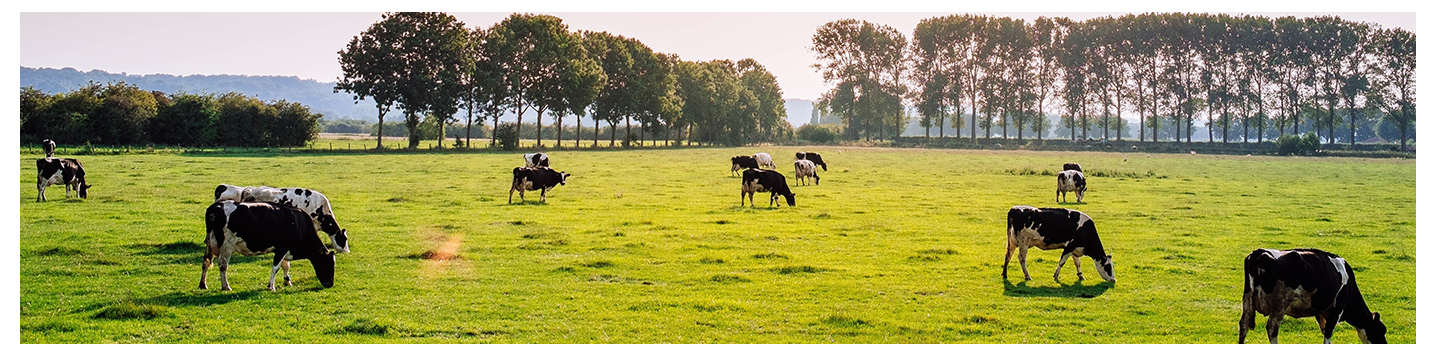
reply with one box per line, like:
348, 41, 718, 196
18, 147, 1415, 343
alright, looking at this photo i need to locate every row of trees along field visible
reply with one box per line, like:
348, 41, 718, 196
336, 12, 790, 150
813, 13, 1417, 151
20, 82, 320, 147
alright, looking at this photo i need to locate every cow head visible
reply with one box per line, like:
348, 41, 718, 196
1094, 254, 1115, 282
782, 192, 796, 207
1359, 312, 1388, 344
559, 171, 571, 186
79, 183, 91, 199
311, 250, 336, 288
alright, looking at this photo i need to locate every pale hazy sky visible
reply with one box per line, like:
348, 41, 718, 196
13, 4, 1421, 102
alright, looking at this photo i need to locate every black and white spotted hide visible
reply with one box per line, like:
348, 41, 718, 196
36, 157, 90, 202
1062, 163, 1082, 172
201, 201, 336, 291
741, 168, 795, 207
794, 159, 819, 186
1004, 206, 1115, 283
1239, 248, 1387, 344
731, 155, 759, 175
215, 185, 349, 253
1056, 170, 1087, 203
796, 152, 828, 171
524, 153, 550, 168
510, 167, 571, 203
42, 139, 56, 158
753, 152, 776, 169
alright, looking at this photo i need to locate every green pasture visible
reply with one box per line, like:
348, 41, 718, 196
18, 147, 1415, 343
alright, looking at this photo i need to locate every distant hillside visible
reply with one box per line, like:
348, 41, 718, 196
21, 67, 379, 121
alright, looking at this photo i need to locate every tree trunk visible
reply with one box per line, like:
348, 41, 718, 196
376, 108, 386, 150
556, 114, 563, 149
594, 118, 600, 148
405, 111, 421, 149
535, 108, 545, 148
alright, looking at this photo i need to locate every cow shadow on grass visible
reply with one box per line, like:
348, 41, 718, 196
72, 290, 263, 315
1002, 279, 1113, 298
503, 200, 550, 206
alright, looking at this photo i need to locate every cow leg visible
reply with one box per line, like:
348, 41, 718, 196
1018, 246, 1033, 281
508, 188, 515, 203
280, 259, 293, 287
36, 181, 45, 202
540, 188, 547, 203
1053, 253, 1071, 282
1265, 314, 1285, 344
65, 183, 72, 198
1074, 256, 1085, 281
199, 243, 217, 289
267, 253, 287, 291
217, 255, 233, 291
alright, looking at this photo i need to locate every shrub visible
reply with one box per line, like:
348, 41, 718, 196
1276, 132, 1321, 155
797, 123, 841, 143
495, 123, 519, 151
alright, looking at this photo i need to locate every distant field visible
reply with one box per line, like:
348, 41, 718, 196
18, 147, 1415, 343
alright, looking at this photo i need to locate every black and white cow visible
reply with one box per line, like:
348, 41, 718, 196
796, 152, 828, 171
753, 152, 776, 169
215, 184, 350, 253
200, 201, 336, 291
510, 167, 571, 203
1004, 206, 1115, 283
1063, 163, 1082, 172
36, 158, 90, 202
42, 139, 56, 158
794, 159, 819, 186
524, 153, 550, 168
731, 155, 759, 175
741, 168, 795, 208
1239, 248, 1387, 344
1056, 169, 1087, 203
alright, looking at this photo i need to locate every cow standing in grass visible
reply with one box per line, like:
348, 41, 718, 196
510, 167, 571, 203
36, 157, 90, 202
201, 201, 336, 291
731, 155, 759, 176
42, 139, 56, 158
794, 159, 819, 186
753, 152, 776, 169
215, 184, 350, 253
1056, 170, 1087, 203
796, 152, 828, 171
1004, 206, 1115, 283
741, 169, 795, 208
1239, 248, 1387, 344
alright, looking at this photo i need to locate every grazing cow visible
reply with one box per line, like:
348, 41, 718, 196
741, 169, 795, 208
794, 159, 819, 186
510, 167, 571, 203
200, 201, 336, 291
216, 185, 350, 253
1004, 206, 1115, 283
1239, 248, 1387, 344
753, 152, 776, 169
524, 153, 550, 168
36, 158, 91, 202
1056, 170, 1087, 203
796, 152, 829, 171
731, 155, 759, 175
1062, 163, 1082, 172
42, 139, 56, 158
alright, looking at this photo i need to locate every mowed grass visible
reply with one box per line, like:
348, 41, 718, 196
18, 147, 1415, 343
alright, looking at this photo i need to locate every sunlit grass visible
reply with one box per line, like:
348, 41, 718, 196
18, 147, 1414, 343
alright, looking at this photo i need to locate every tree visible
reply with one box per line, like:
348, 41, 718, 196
582, 31, 636, 147
811, 19, 907, 141
337, 12, 467, 149
1369, 27, 1415, 151
337, 14, 403, 149
456, 27, 504, 148
550, 32, 605, 149
737, 59, 787, 143
149, 93, 218, 146
487, 13, 589, 149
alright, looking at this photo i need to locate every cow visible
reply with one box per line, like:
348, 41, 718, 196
524, 153, 550, 168
796, 152, 828, 171
794, 159, 819, 186
36, 158, 90, 202
1062, 162, 1082, 172
753, 152, 776, 169
214, 185, 349, 254
1056, 170, 1087, 203
741, 168, 795, 208
1004, 206, 1115, 283
41, 139, 56, 158
731, 155, 759, 176
200, 201, 336, 291
510, 167, 571, 203
1239, 248, 1387, 344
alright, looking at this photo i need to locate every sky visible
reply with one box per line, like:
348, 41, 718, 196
16, 6, 1418, 104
